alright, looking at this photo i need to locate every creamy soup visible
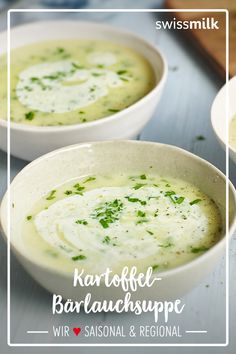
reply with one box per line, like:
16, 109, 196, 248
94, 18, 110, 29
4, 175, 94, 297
0, 40, 155, 126
229, 114, 236, 149
22, 173, 222, 274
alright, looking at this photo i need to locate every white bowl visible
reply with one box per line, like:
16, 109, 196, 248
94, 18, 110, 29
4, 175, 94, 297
211, 76, 236, 163
1, 140, 235, 301
0, 20, 167, 161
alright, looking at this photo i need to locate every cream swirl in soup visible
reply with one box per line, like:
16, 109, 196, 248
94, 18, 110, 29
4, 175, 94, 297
0, 40, 155, 126
22, 173, 222, 274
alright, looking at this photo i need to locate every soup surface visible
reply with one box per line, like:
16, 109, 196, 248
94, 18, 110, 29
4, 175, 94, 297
0, 40, 155, 126
22, 173, 222, 274
230, 114, 236, 149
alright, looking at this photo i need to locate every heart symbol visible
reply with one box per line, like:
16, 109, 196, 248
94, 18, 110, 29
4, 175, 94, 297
73, 327, 81, 336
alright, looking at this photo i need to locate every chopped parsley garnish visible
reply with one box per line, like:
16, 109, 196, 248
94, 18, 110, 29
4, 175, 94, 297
108, 109, 120, 113
72, 254, 87, 261
64, 190, 73, 195
137, 210, 146, 217
73, 183, 85, 192
30, 77, 39, 82
46, 189, 56, 200
175, 196, 185, 204
152, 264, 159, 271
102, 236, 111, 244
125, 196, 147, 205
57, 47, 65, 53
72, 62, 84, 69
84, 176, 96, 183
164, 191, 185, 204
190, 199, 202, 205
159, 242, 173, 248
26, 215, 32, 221
117, 70, 127, 75
191, 246, 209, 253
133, 183, 146, 190
100, 219, 109, 228
25, 111, 35, 121
140, 174, 147, 180
93, 199, 124, 229
75, 219, 88, 225
136, 219, 148, 224
165, 191, 176, 197
92, 72, 103, 77
146, 230, 154, 235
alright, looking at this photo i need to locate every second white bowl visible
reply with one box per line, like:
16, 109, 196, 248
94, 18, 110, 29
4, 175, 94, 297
211, 76, 236, 163
0, 20, 167, 161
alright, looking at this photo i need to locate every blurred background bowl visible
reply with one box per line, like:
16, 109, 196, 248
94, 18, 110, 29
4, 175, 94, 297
0, 20, 167, 161
211, 76, 236, 164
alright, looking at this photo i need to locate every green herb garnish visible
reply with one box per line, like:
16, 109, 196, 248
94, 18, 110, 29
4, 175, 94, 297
92, 72, 103, 77
175, 196, 185, 204
117, 70, 127, 75
191, 246, 209, 253
46, 189, 56, 200
75, 219, 88, 225
133, 183, 146, 190
159, 242, 173, 248
25, 111, 35, 121
164, 191, 185, 204
72, 254, 87, 261
137, 210, 146, 217
64, 190, 73, 195
147, 230, 154, 235
73, 183, 85, 192
190, 199, 202, 205
30, 77, 39, 82
125, 196, 146, 205
57, 47, 65, 53
72, 62, 84, 69
26, 215, 32, 221
102, 236, 111, 244
152, 264, 159, 271
108, 109, 120, 113
84, 176, 96, 183
93, 199, 124, 229
99, 219, 109, 228
136, 219, 148, 224
140, 174, 147, 180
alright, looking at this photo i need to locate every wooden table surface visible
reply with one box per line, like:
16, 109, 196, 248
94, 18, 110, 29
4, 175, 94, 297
0, 1, 236, 353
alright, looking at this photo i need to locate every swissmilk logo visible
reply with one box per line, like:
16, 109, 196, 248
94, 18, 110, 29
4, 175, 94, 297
155, 17, 220, 30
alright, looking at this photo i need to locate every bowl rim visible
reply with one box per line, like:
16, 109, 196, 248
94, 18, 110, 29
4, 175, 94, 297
0, 19, 168, 132
1, 140, 235, 280
211, 75, 236, 154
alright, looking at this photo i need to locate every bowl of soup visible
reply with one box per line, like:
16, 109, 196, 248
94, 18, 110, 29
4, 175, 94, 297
1, 140, 235, 301
0, 21, 167, 161
211, 76, 236, 163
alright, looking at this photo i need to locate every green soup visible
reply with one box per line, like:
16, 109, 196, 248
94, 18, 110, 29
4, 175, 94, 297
0, 40, 155, 126
22, 173, 222, 275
